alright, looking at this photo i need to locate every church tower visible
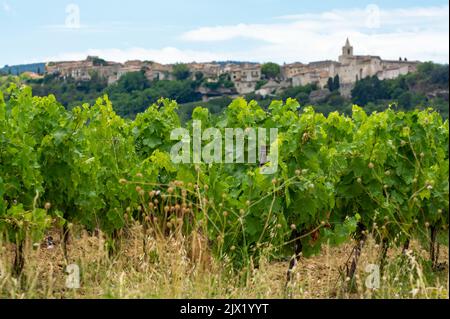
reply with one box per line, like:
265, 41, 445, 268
339, 38, 354, 63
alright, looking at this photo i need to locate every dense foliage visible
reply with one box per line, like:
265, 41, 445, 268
261, 62, 281, 79
0, 85, 448, 272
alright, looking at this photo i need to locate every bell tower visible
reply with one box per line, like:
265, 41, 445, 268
339, 38, 354, 63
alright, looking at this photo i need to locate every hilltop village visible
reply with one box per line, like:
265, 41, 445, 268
39, 39, 419, 101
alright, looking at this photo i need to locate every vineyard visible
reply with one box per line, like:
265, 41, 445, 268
0, 84, 448, 298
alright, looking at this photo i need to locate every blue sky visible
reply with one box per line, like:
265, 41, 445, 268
1, 0, 449, 66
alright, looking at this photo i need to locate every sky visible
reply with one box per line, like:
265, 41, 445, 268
0, 0, 449, 66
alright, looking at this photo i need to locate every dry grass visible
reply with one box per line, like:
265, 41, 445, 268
0, 223, 448, 299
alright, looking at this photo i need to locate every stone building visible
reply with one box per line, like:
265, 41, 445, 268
230, 63, 262, 94
187, 62, 221, 80
44, 39, 420, 98
284, 39, 419, 97
46, 56, 122, 83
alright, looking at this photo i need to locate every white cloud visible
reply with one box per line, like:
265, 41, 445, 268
43, 47, 233, 64
180, 4, 449, 63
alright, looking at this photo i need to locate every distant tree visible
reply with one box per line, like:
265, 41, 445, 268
326, 91, 345, 107
255, 80, 268, 90
397, 92, 412, 109
327, 75, 341, 92
430, 64, 449, 86
91, 57, 107, 66
333, 75, 340, 91
295, 92, 310, 105
114, 71, 150, 93
327, 77, 334, 91
261, 62, 281, 79
172, 63, 191, 81
351, 76, 389, 106
194, 71, 204, 82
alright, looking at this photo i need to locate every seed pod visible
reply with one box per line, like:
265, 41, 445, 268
136, 186, 143, 193
290, 224, 296, 230
136, 173, 143, 178
167, 187, 174, 194
368, 162, 375, 169
223, 211, 229, 217
164, 206, 170, 213
44, 202, 52, 210
295, 169, 301, 176
119, 179, 128, 185
357, 178, 362, 184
